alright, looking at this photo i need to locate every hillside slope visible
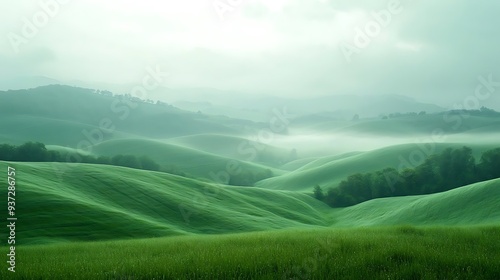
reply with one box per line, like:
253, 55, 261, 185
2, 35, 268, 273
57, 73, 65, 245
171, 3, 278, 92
0, 85, 246, 145
165, 134, 296, 167
331, 178, 500, 226
0, 161, 328, 244
1, 161, 499, 245
91, 138, 286, 181
256, 142, 500, 192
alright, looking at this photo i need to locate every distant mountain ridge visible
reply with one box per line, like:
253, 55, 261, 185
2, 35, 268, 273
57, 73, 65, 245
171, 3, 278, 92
0, 81, 445, 121
0, 85, 250, 145
164, 88, 445, 121
0, 76, 61, 91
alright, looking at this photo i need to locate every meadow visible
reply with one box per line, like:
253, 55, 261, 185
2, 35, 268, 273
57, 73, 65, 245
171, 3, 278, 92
2, 226, 499, 279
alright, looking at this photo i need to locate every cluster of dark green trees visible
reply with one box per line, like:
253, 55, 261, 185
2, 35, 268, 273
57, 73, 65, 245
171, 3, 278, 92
0, 142, 163, 173
314, 146, 500, 208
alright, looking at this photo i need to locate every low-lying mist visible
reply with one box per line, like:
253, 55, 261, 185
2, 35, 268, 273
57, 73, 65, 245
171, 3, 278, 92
243, 130, 500, 159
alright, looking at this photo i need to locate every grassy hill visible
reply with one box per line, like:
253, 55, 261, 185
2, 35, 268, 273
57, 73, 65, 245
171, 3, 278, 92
0, 114, 137, 146
90, 138, 285, 181
165, 134, 296, 167
330, 178, 500, 226
1, 161, 499, 246
256, 142, 500, 192
0, 161, 328, 245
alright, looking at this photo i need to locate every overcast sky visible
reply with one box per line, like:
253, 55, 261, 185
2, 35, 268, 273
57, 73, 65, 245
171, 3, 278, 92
1, 0, 499, 107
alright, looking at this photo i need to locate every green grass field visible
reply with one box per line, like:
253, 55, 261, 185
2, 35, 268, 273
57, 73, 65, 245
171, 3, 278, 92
2, 226, 500, 279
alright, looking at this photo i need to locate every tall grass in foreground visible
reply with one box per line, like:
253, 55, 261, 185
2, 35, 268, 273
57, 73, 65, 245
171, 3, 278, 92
3, 226, 500, 279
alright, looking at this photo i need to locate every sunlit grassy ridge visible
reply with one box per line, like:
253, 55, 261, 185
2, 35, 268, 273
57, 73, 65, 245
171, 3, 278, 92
1, 161, 499, 246
2, 226, 500, 279
257, 142, 500, 192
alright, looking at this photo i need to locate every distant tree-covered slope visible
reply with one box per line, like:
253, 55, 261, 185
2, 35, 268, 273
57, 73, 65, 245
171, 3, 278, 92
256, 143, 499, 192
315, 146, 500, 207
0, 85, 251, 145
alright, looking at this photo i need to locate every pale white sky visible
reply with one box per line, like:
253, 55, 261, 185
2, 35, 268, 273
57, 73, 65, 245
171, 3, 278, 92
1, 0, 499, 107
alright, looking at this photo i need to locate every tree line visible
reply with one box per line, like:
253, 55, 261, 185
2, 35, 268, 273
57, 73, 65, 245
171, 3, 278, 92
0, 142, 170, 173
379, 107, 499, 120
0, 142, 272, 185
314, 146, 500, 207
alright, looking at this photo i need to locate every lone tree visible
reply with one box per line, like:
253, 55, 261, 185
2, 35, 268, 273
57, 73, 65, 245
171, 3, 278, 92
313, 185, 325, 201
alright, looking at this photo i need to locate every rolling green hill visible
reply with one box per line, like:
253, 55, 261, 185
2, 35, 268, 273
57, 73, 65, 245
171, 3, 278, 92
0, 161, 328, 244
90, 138, 285, 181
1, 161, 499, 246
0, 114, 138, 146
165, 133, 296, 167
256, 142, 500, 192
330, 178, 500, 226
